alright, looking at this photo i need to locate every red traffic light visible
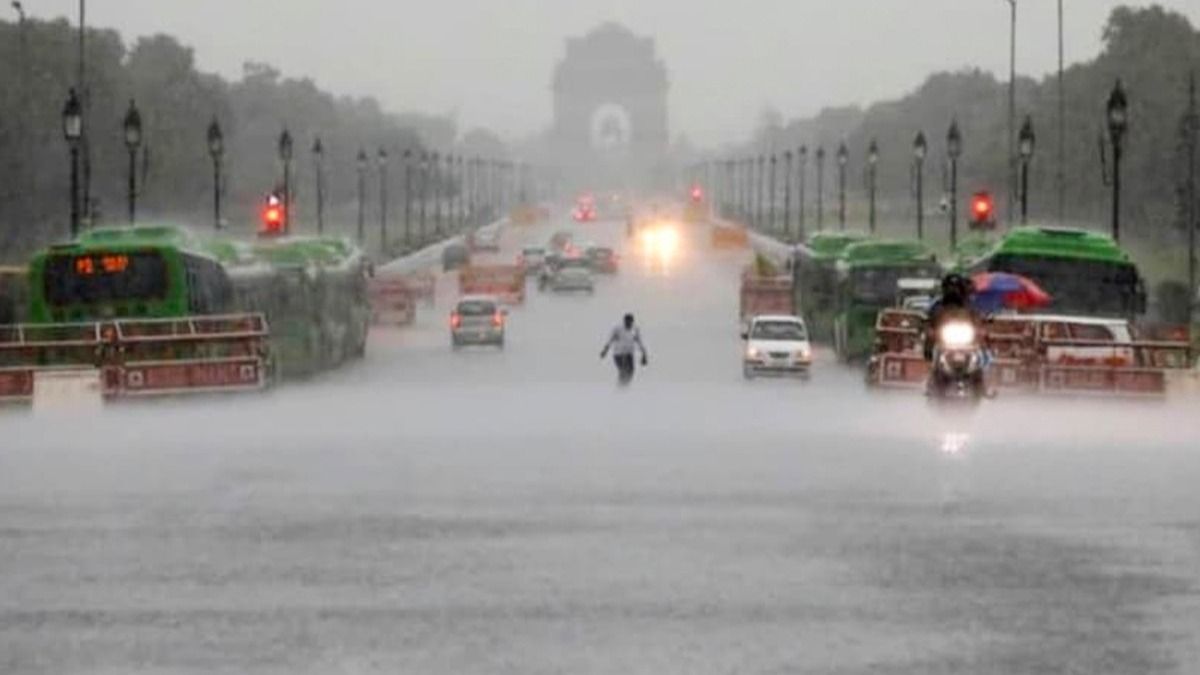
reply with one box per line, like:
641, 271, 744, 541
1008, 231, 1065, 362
260, 194, 285, 235
971, 192, 994, 220
690, 185, 704, 202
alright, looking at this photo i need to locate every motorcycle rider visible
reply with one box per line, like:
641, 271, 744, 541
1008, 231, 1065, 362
924, 273, 990, 397
600, 313, 649, 382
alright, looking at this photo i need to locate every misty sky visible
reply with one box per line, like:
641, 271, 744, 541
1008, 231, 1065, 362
18, 1, 1200, 146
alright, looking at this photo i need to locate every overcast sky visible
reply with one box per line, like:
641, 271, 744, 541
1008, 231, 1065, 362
18, 1, 1200, 146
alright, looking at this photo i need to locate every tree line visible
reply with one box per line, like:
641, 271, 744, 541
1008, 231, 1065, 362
742, 6, 1199, 255
0, 17, 508, 260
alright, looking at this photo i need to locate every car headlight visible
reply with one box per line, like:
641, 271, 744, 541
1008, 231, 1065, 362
746, 348, 761, 360
939, 321, 976, 349
795, 347, 811, 361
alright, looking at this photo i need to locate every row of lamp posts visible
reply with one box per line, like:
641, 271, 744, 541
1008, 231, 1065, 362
712, 78, 1128, 248
62, 90, 519, 250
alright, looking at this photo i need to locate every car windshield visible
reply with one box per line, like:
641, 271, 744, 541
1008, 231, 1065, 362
751, 320, 807, 341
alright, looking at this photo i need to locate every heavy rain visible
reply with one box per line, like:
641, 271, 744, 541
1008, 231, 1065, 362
1, 2, 1200, 673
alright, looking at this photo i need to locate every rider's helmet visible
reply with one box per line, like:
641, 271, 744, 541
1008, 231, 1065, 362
941, 273, 972, 305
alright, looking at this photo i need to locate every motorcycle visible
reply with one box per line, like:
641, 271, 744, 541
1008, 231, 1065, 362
927, 318, 987, 403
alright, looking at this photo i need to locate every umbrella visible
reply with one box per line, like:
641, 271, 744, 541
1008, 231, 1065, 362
971, 272, 1051, 313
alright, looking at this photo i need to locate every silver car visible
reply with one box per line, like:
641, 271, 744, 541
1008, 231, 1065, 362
549, 267, 595, 294
451, 296, 507, 349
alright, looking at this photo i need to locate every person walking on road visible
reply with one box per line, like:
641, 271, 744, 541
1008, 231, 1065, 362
601, 313, 649, 384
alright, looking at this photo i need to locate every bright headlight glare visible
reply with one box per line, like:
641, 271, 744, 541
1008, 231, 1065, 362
940, 321, 976, 348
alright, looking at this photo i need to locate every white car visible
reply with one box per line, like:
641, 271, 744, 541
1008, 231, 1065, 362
742, 315, 813, 379
548, 266, 595, 294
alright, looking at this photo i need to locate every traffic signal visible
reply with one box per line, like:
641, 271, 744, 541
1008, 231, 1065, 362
969, 191, 995, 229
690, 184, 704, 203
260, 193, 285, 235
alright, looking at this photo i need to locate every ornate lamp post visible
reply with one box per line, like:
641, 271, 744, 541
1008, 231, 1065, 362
278, 128, 294, 233
206, 118, 224, 230
312, 136, 325, 234
798, 146, 808, 239
122, 99, 142, 224
1106, 80, 1128, 242
768, 154, 777, 233
356, 149, 368, 245
947, 120, 963, 250
783, 150, 793, 240
418, 152, 429, 241
836, 143, 848, 230
1018, 115, 1035, 224
62, 88, 83, 238
402, 149, 413, 247
913, 131, 927, 240
867, 139, 879, 234
378, 147, 389, 252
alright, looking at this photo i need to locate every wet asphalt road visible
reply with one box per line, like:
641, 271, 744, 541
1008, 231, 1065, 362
1, 215, 1199, 674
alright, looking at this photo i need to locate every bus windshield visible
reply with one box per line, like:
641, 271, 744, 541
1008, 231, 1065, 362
989, 254, 1142, 317
43, 252, 169, 306
848, 265, 939, 305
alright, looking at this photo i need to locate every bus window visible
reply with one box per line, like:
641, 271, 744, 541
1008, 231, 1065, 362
44, 252, 168, 306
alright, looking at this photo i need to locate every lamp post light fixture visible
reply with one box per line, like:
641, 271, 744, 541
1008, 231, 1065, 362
947, 120, 963, 250
312, 136, 325, 234
378, 147, 389, 253
1018, 115, 1035, 224
62, 88, 83, 238
913, 131, 927, 240
206, 117, 224, 231
867, 139, 879, 234
122, 99, 142, 224
278, 128, 294, 233
356, 149, 368, 245
1106, 80, 1128, 243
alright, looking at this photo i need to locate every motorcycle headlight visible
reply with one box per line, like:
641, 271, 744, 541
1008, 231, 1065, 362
940, 321, 976, 349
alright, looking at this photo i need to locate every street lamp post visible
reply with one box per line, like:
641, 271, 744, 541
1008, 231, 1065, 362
1006, 0, 1017, 225
402, 149, 413, 247
418, 152, 429, 242
457, 156, 467, 232
206, 118, 223, 231
443, 153, 453, 233
378, 148, 389, 253
798, 146, 808, 240
817, 147, 826, 230
867, 140, 879, 234
312, 137, 325, 234
123, 99, 142, 224
768, 154, 777, 234
947, 120, 963, 250
356, 149, 368, 245
62, 88, 83, 238
1018, 115, 1035, 224
756, 155, 765, 230
740, 158, 750, 221
278, 129, 293, 233
913, 131, 927, 240
1106, 80, 1128, 243
783, 151, 793, 241
836, 143, 848, 230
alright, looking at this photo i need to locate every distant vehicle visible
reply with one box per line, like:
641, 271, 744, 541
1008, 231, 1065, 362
573, 195, 597, 222
549, 230, 575, 252
742, 315, 813, 380
586, 246, 619, 274
443, 242, 470, 271
548, 266, 595, 294
896, 278, 939, 313
451, 295, 506, 349
518, 246, 547, 276
469, 229, 501, 253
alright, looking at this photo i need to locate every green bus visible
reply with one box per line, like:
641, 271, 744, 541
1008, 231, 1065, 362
832, 239, 942, 362
793, 231, 868, 342
965, 227, 1146, 318
23, 225, 370, 380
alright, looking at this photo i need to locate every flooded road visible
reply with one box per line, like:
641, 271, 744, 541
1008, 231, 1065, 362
2, 215, 1198, 674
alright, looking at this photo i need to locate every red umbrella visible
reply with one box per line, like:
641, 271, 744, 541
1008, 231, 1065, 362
971, 272, 1052, 312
